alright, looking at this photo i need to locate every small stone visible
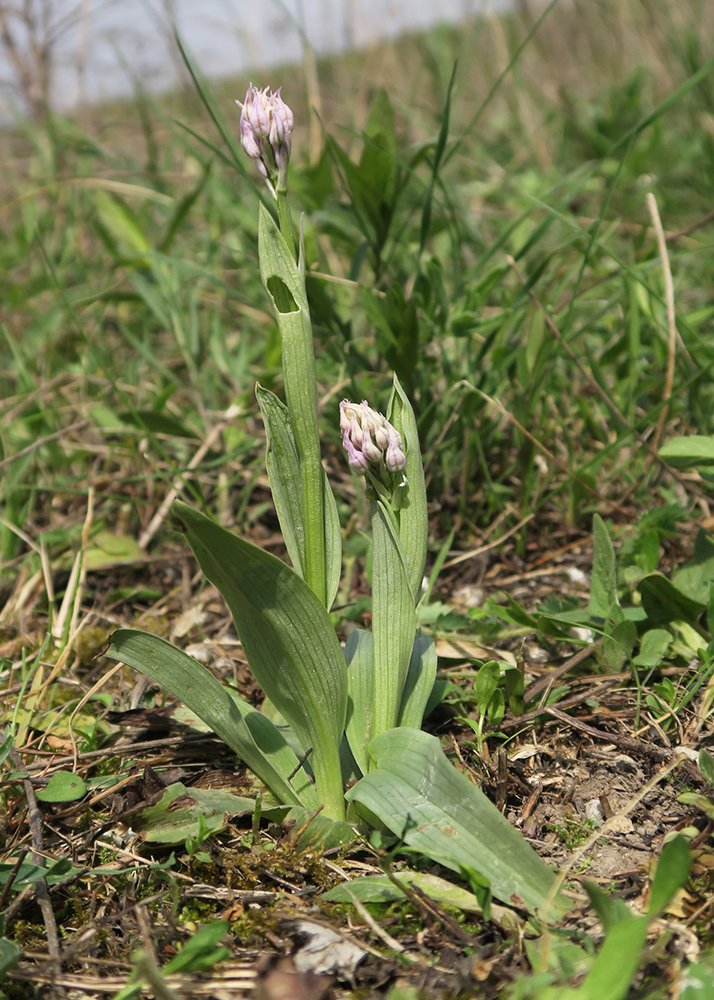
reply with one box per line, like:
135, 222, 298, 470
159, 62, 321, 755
584, 798, 604, 825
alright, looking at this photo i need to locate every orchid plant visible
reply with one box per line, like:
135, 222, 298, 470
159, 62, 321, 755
106, 86, 567, 919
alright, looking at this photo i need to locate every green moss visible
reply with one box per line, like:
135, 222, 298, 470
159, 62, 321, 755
76, 626, 110, 665
546, 817, 597, 850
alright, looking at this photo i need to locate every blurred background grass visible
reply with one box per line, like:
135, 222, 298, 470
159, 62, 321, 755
1, 0, 713, 608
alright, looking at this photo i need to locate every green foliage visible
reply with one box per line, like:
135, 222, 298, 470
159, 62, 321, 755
517, 836, 692, 999
347, 728, 567, 917
113, 920, 231, 999
3, 0, 714, 989
457, 659, 510, 754
35, 772, 87, 803
491, 514, 714, 697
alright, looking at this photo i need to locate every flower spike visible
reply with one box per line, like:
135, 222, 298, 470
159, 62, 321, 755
340, 399, 407, 487
236, 85, 294, 197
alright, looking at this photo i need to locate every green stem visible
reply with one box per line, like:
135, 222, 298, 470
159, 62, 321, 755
276, 188, 296, 260
268, 193, 326, 606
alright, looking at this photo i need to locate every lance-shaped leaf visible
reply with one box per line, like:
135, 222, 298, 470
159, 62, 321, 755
589, 514, 619, 619
173, 501, 347, 820
371, 500, 417, 738
388, 375, 427, 603
258, 204, 341, 608
105, 630, 315, 808
347, 728, 569, 917
256, 384, 341, 610
397, 634, 437, 729
344, 628, 374, 776
256, 384, 305, 576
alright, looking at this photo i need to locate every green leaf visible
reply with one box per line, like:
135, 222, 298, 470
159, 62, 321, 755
580, 917, 649, 1000
160, 162, 212, 253
35, 771, 87, 803
256, 384, 306, 577
678, 792, 714, 819
283, 806, 360, 850
117, 410, 198, 439
133, 783, 256, 844
93, 190, 150, 257
589, 515, 618, 618
420, 63, 457, 252
659, 435, 714, 469
648, 835, 691, 915
347, 728, 568, 917
488, 689, 505, 728
681, 954, 714, 1000
388, 375, 428, 603
0, 937, 21, 977
361, 87, 398, 204
0, 729, 13, 768
83, 531, 144, 570
164, 920, 230, 974
173, 501, 347, 820
632, 628, 672, 668
344, 628, 374, 776
256, 385, 341, 610
475, 661, 501, 715
583, 882, 633, 932
397, 634, 437, 730
600, 619, 637, 673
639, 574, 707, 627
105, 629, 315, 809
371, 501, 418, 737
0, 857, 73, 891
700, 749, 714, 786
323, 870, 486, 915
672, 529, 714, 604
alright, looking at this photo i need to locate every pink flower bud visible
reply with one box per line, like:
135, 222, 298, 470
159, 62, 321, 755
339, 398, 407, 481
236, 84, 293, 195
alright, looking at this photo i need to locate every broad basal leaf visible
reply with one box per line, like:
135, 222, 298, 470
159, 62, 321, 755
347, 728, 569, 917
134, 782, 256, 844
105, 629, 315, 809
174, 501, 347, 820
659, 435, 714, 469
323, 870, 502, 919
639, 573, 707, 626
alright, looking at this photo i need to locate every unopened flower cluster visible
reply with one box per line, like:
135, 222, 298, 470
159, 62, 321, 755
340, 400, 406, 478
236, 85, 293, 196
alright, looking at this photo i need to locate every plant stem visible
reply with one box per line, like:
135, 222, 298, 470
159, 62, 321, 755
277, 188, 296, 260
266, 195, 327, 607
